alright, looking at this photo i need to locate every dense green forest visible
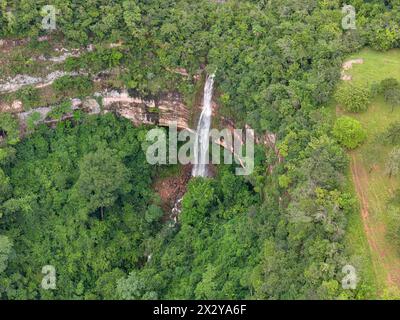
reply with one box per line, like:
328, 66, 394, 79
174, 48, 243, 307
1, 0, 400, 299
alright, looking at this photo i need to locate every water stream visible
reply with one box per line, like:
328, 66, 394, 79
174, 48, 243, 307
192, 74, 215, 177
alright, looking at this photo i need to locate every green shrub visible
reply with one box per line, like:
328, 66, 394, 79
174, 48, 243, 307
379, 78, 400, 111
26, 112, 42, 131
64, 48, 123, 73
16, 86, 40, 110
335, 84, 371, 112
387, 208, 400, 251
383, 121, 400, 145
52, 75, 93, 97
47, 101, 72, 120
333, 116, 366, 149
0, 113, 20, 145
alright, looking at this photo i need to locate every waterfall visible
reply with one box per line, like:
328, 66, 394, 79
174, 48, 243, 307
192, 74, 215, 177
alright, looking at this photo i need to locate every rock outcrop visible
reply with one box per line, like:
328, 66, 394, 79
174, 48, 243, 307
1, 89, 191, 132
341, 58, 364, 81
0, 71, 82, 94
102, 90, 190, 129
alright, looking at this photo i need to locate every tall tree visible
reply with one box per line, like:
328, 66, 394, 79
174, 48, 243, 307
380, 78, 400, 112
74, 148, 131, 219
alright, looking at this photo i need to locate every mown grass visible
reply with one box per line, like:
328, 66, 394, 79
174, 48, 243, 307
344, 48, 400, 86
337, 48, 400, 298
342, 165, 382, 299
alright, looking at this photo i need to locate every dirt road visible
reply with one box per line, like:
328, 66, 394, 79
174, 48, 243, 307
350, 153, 400, 290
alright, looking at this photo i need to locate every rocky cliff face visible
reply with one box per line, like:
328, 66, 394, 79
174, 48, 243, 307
0, 89, 191, 132
1, 36, 193, 131
103, 90, 190, 129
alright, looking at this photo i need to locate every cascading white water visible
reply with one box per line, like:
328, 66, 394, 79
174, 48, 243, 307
192, 74, 215, 177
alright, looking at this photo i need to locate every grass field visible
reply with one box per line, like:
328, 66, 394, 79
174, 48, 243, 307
337, 48, 400, 298
344, 49, 400, 86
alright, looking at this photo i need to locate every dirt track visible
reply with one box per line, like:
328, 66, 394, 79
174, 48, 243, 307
350, 154, 400, 290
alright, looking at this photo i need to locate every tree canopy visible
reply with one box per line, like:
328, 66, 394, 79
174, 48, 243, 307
1, 0, 398, 300
333, 116, 367, 149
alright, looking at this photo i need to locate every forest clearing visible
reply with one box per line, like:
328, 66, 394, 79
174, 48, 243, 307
337, 49, 400, 298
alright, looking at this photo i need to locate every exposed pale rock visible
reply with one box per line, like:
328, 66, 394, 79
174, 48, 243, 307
0, 71, 79, 93
38, 36, 50, 42
103, 90, 189, 129
341, 58, 364, 81
0, 100, 24, 113
83, 98, 101, 114
11, 100, 23, 113
18, 106, 52, 123
71, 98, 82, 109
342, 58, 364, 71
